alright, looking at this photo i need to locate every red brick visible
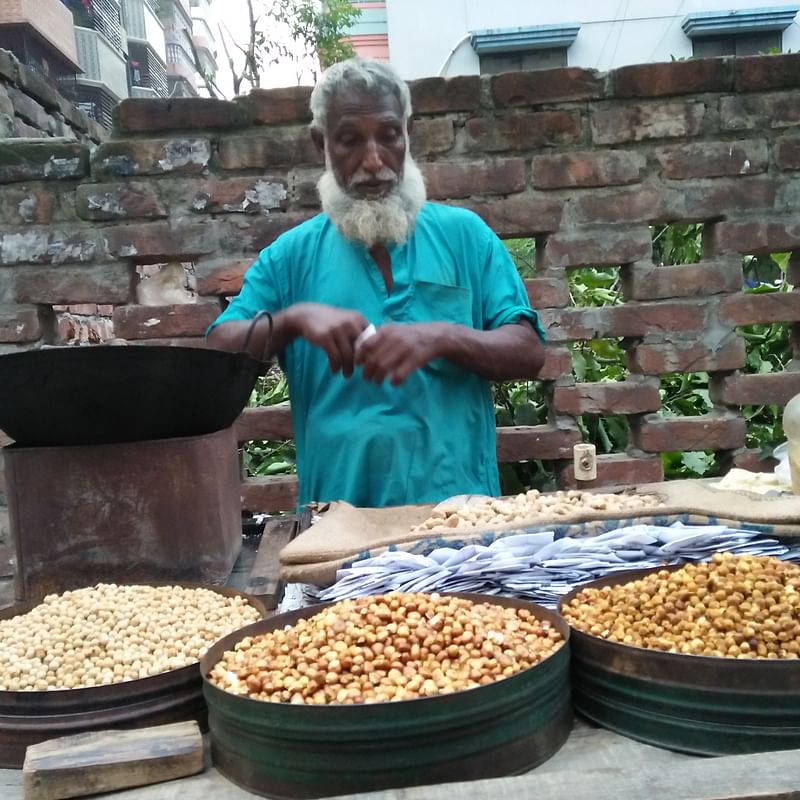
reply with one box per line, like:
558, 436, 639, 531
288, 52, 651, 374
288, 167, 323, 207
457, 195, 563, 237
622, 259, 743, 301
220, 212, 317, 254
680, 176, 777, 220
76, 181, 167, 221
103, 221, 217, 262
710, 371, 800, 407
112, 303, 220, 339
15, 264, 134, 304
465, 111, 581, 152
720, 92, 800, 131
591, 102, 705, 145
627, 337, 746, 375
735, 53, 800, 93
195, 257, 254, 296
113, 98, 251, 133
1, 229, 101, 266
235, 406, 294, 441
571, 186, 673, 224
16, 62, 61, 111
92, 139, 212, 178
732, 449, 778, 473
190, 177, 288, 214
491, 67, 604, 107
0, 140, 89, 183
776, 135, 800, 171
216, 131, 321, 170
525, 277, 569, 309
708, 219, 800, 256
632, 414, 746, 452
7, 86, 49, 129
532, 150, 645, 189
553, 378, 661, 416
656, 139, 768, 180
540, 227, 652, 269
409, 76, 481, 114
237, 87, 312, 125
496, 425, 581, 462
719, 292, 800, 326
423, 159, 526, 200
559, 453, 664, 489
0, 189, 58, 225
241, 475, 299, 514
539, 301, 704, 342
538, 346, 572, 381
612, 58, 733, 99
410, 118, 454, 157
134, 337, 209, 348
0, 303, 45, 342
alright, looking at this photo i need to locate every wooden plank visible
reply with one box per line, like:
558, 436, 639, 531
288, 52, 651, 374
22, 722, 203, 800
234, 406, 293, 442
240, 475, 299, 513
244, 517, 298, 609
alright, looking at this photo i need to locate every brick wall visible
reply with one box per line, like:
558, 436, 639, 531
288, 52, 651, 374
2, 55, 800, 511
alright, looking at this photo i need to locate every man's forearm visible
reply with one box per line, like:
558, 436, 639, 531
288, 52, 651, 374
436, 321, 545, 381
206, 308, 300, 359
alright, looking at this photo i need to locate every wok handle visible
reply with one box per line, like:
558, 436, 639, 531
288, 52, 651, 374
238, 311, 274, 374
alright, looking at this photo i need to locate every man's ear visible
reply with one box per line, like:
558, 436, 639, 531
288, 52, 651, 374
310, 128, 325, 156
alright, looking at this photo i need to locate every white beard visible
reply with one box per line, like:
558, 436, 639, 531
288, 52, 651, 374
317, 155, 427, 248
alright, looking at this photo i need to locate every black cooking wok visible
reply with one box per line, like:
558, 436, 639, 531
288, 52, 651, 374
0, 345, 267, 447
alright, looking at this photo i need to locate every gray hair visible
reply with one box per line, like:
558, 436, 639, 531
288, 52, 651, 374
310, 57, 412, 133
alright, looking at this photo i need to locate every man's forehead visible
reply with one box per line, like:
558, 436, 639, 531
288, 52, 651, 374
328, 88, 403, 127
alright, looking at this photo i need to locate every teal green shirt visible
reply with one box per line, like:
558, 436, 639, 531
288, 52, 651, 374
210, 202, 543, 508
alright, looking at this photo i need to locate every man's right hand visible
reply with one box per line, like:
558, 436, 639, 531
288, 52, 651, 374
290, 303, 369, 378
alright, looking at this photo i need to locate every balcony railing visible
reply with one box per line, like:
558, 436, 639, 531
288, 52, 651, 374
69, 0, 125, 53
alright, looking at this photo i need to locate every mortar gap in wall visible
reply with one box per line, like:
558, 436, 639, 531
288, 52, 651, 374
503, 237, 536, 278
742, 251, 793, 291
575, 414, 630, 455
569, 339, 628, 381
567, 266, 622, 308
651, 222, 703, 266
135, 262, 198, 306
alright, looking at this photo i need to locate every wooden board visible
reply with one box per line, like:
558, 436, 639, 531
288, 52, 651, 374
244, 517, 298, 609
22, 722, 204, 800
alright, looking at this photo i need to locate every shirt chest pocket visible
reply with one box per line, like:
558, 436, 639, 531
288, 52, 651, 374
407, 280, 475, 328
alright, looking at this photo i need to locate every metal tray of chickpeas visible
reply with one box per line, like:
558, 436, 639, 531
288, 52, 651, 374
558, 552, 800, 756
201, 591, 572, 800
0, 581, 267, 768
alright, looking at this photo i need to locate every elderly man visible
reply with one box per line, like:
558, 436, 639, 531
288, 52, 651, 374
208, 57, 545, 508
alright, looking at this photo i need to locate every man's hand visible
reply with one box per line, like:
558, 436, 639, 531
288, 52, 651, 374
355, 323, 446, 386
292, 303, 369, 377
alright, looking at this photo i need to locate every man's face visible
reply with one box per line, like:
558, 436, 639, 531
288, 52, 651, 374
324, 88, 407, 200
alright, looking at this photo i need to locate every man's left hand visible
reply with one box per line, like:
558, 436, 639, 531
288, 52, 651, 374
354, 323, 446, 386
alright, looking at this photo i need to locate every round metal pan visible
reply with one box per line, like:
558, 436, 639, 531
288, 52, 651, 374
200, 592, 572, 800
558, 566, 800, 756
0, 583, 268, 768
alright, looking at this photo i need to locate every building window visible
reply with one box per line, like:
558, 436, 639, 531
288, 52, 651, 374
470, 22, 579, 75
682, 6, 798, 56
479, 47, 567, 74
691, 30, 781, 56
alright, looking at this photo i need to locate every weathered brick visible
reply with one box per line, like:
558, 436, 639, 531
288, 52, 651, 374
720, 92, 800, 131
114, 97, 251, 133
656, 139, 768, 180
591, 102, 705, 145
0, 229, 99, 266
93, 139, 212, 178
710, 371, 800, 407
6, 87, 50, 129
732, 448, 778, 473
410, 118, 454, 157
0, 88, 13, 118
409, 76, 481, 114
708, 219, 800, 256
103, 221, 217, 262
112, 303, 220, 339
288, 167, 323, 208
235, 406, 294, 441
76, 182, 167, 220
540, 226, 652, 269
15, 264, 134, 304
194, 257, 254, 296
496, 425, 582, 462
776, 135, 800, 171
216, 131, 321, 170
241, 475, 299, 514
627, 336, 746, 374
134, 336, 209, 348
218, 212, 316, 254
612, 58, 733, 99
622, 258, 743, 301
190, 177, 288, 214
239, 86, 313, 124
465, 111, 582, 153
0, 48, 18, 83
525, 277, 570, 309
538, 346, 573, 381
735, 53, 800, 93
570, 185, 674, 224
553, 377, 661, 416
0, 303, 45, 343
631, 414, 746, 452
15, 64, 61, 111
539, 301, 704, 342
559, 453, 664, 489
679, 176, 777, 219
491, 67, 604, 107
0, 267, 14, 303
457, 194, 563, 237
0, 188, 59, 225
423, 159, 526, 199
14, 118, 44, 138
532, 150, 645, 189
57, 94, 90, 133
719, 292, 800, 326
0, 140, 89, 183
